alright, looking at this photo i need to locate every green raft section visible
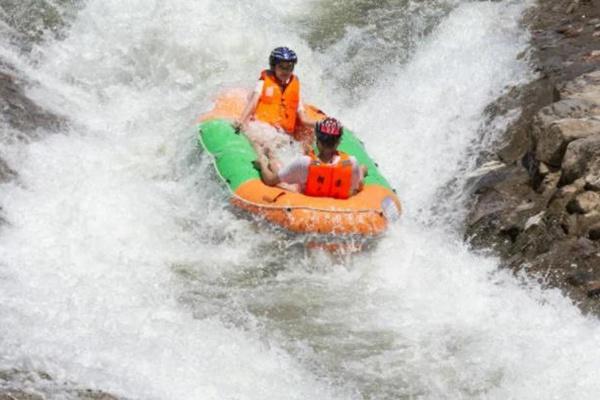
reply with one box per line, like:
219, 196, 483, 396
198, 119, 393, 192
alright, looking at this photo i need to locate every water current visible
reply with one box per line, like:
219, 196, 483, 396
1, 0, 599, 399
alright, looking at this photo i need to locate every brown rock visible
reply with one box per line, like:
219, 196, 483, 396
566, 191, 600, 214
548, 179, 584, 213
539, 161, 551, 176
575, 210, 600, 236
539, 171, 561, 195
566, 271, 594, 286
561, 71, 600, 106
535, 118, 600, 166
583, 51, 600, 62
566, 0, 579, 14
588, 221, 600, 239
535, 98, 598, 126
584, 173, 600, 191
560, 135, 600, 185
586, 280, 600, 297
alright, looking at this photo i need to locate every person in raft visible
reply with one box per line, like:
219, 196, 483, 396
234, 46, 317, 138
255, 118, 368, 199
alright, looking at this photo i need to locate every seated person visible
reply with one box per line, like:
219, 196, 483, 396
255, 118, 367, 199
235, 47, 317, 138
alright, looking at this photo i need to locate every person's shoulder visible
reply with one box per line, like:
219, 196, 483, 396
259, 69, 273, 80
338, 151, 355, 161
345, 154, 360, 168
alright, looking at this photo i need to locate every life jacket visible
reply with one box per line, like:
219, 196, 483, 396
254, 70, 300, 134
305, 151, 353, 199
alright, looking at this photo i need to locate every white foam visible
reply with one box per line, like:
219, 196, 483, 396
1, 0, 599, 399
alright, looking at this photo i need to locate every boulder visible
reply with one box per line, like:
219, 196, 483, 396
560, 135, 600, 185
535, 117, 600, 166
566, 191, 600, 214
584, 173, 600, 191
588, 222, 600, 240
587, 281, 600, 297
544, 98, 598, 118
547, 178, 585, 213
560, 70, 600, 107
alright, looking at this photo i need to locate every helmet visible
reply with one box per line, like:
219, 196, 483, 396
269, 47, 298, 69
315, 118, 343, 145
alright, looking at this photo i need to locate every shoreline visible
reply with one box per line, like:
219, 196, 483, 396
465, 0, 600, 315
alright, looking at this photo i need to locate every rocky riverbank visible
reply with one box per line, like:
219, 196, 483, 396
466, 0, 600, 315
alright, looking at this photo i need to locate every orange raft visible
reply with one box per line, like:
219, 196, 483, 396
197, 89, 402, 237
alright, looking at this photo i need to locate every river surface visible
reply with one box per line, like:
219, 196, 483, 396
1, 1, 599, 399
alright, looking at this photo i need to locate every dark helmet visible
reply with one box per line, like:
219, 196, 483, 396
269, 47, 298, 69
315, 117, 343, 146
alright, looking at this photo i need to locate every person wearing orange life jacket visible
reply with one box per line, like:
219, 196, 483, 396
235, 47, 317, 137
256, 118, 368, 198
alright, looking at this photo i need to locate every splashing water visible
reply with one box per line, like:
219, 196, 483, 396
0, 0, 599, 399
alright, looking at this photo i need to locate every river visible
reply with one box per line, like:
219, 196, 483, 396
0, 0, 599, 399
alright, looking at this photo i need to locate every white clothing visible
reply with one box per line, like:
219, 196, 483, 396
277, 154, 363, 193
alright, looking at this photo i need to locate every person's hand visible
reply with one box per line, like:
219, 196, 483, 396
361, 165, 369, 177
233, 119, 243, 132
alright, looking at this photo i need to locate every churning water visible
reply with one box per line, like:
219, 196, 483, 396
1, 0, 599, 399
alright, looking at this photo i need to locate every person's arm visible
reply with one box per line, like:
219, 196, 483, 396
350, 157, 368, 194
235, 91, 260, 131
361, 165, 368, 178
298, 110, 317, 128
297, 98, 317, 128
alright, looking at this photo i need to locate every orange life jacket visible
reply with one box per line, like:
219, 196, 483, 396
254, 70, 300, 134
305, 151, 353, 199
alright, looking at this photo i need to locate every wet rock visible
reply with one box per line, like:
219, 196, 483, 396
0, 369, 121, 400
496, 77, 559, 164
0, 70, 66, 134
0, 60, 69, 184
76, 389, 119, 400
0, 158, 17, 183
566, 270, 594, 287
0, 392, 44, 400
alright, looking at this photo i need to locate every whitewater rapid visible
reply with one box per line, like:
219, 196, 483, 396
1, 0, 599, 399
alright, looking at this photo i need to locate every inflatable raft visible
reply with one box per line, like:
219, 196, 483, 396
197, 89, 401, 237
